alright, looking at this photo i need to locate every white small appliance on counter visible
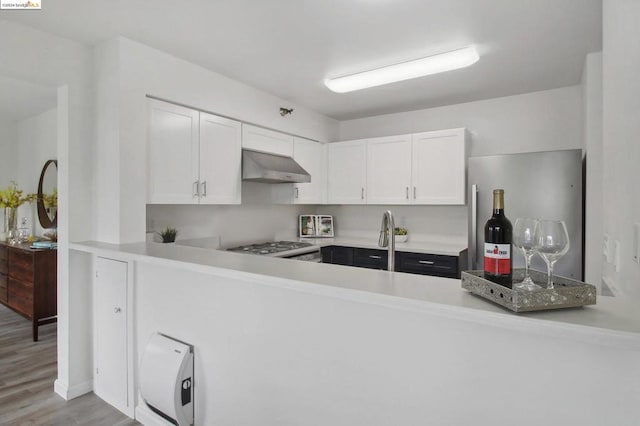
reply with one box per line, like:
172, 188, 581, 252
299, 214, 334, 237
140, 333, 194, 426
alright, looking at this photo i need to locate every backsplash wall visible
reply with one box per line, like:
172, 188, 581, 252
146, 182, 311, 248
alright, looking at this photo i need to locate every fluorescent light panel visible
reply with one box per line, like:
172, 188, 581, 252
324, 46, 479, 93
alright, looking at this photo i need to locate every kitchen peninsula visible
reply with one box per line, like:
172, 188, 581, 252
72, 241, 640, 426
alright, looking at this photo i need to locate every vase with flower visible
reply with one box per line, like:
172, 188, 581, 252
0, 181, 37, 243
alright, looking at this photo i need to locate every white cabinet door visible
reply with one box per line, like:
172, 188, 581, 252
94, 256, 130, 416
199, 112, 242, 204
412, 128, 467, 205
366, 135, 412, 204
327, 140, 367, 204
148, 99, 199, 204
293, 137, 326, 204
242, 124, 294, 156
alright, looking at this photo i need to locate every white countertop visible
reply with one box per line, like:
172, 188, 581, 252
298, 236, 467, 256
71, 240, 640, 346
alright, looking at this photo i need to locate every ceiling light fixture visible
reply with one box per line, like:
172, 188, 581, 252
324, 46, 479, 93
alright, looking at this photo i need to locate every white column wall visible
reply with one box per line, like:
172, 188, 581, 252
602, 0, 640, 299
582, 52, 604, 289
0, 19, 95, 399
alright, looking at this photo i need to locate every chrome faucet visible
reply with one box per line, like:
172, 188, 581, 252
378, 210, 396, 271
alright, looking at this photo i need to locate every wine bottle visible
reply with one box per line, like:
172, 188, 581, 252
484, 189, 513, 287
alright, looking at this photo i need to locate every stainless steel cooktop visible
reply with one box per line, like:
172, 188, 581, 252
226, 241, 317, 256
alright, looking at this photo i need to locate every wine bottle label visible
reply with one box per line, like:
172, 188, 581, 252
484, 243, 511, 275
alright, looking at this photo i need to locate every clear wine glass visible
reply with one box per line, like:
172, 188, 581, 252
535, 220, 570, 289
513, 218, 541, 291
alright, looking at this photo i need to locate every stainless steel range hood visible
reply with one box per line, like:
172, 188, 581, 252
242, 149, 311, 183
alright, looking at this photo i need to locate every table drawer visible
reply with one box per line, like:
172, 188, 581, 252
0, 245, 7, 262
8, 278, 33, 317
396, 252, 459, 278
0, 272, 7, 303
353, 248, 388, 270
8, 249, 34, 283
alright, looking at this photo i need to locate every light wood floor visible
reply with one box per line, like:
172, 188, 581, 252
0, 303, 138, 425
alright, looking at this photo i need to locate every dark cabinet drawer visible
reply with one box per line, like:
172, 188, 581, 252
0, 272, 7, 303
353, 248, 388, 270
396, 252, 459, 278
8, 278, 33, 317
8, 249, 34, 283
321, 246, 354, 266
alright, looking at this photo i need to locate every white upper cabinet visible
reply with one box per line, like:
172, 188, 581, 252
148, 99, 199, 204
327, 140, 367, 204
366, 134, 412, 204
242, 124, 294, 157
147, 99, 242, 204
411, 128, 467, 205
199, 112, 242, 204
292, 137, 326, 204
325, 128, 467, 206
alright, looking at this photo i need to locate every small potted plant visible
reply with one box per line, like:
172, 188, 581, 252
160, 227, 178, 243
394, 227, 408, 243
0, 181, 37, 242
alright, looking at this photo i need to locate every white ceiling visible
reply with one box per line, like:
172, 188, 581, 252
3, 0, 602, 120
0, 75, 56, 122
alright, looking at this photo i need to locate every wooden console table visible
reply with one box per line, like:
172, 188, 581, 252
0, 242, 57, 341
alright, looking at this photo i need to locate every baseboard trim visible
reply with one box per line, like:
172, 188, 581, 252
54, 379, 93, 400
135, 403, 174, 426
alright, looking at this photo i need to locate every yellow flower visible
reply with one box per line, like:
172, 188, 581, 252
0, 181, 37, 208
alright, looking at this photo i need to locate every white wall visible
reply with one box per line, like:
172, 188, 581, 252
329, 86, 583, 242
16, 108, 57, 237
134, 260, 640, 426
339, 86, 583, 156
0, 120, 18, 232
94, 37, 339, 245
582, 52, 604, 290
602, 0, 640, 299
0, 120, 18, 186
0, 19, 95, 400
147, 182, 316, 248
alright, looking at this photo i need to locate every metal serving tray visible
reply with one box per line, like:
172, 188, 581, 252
461, 269, 597, 313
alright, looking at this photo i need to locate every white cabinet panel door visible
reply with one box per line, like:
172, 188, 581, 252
327, 140, 367, 204
366, 135, 412, 204
95, 256, 129, 415
148, 99, 199, 204
199, 112, 242, 204
293, 137, 326, 204
242, 124, 294, 156
412, 129, 467, 205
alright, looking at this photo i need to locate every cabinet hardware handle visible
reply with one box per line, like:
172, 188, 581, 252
295, 187, 299, 198
361, 187, 365, 200
418, 260, 435, 265
114, 307, 122, 313
202, 181, 207, 197
369, 255, 382, 259
413, 186, 416, 199
193, 181, 199, 197
406, 186, 409, 199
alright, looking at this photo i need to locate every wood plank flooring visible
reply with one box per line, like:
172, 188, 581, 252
0, 304, 138, 425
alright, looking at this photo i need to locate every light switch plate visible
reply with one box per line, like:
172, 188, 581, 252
603, 234, 611, 262
614, 240, 621, 272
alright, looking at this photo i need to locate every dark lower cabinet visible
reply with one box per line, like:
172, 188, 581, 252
395, 251, 464, 279
322, 245, 467, 279
321, 246, 354, 266
353, 248, 387, 270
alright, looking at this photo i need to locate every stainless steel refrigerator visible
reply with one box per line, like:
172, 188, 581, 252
467, 149, 583, 280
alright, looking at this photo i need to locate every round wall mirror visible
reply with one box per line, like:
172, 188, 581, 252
37, 159, 58, 229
